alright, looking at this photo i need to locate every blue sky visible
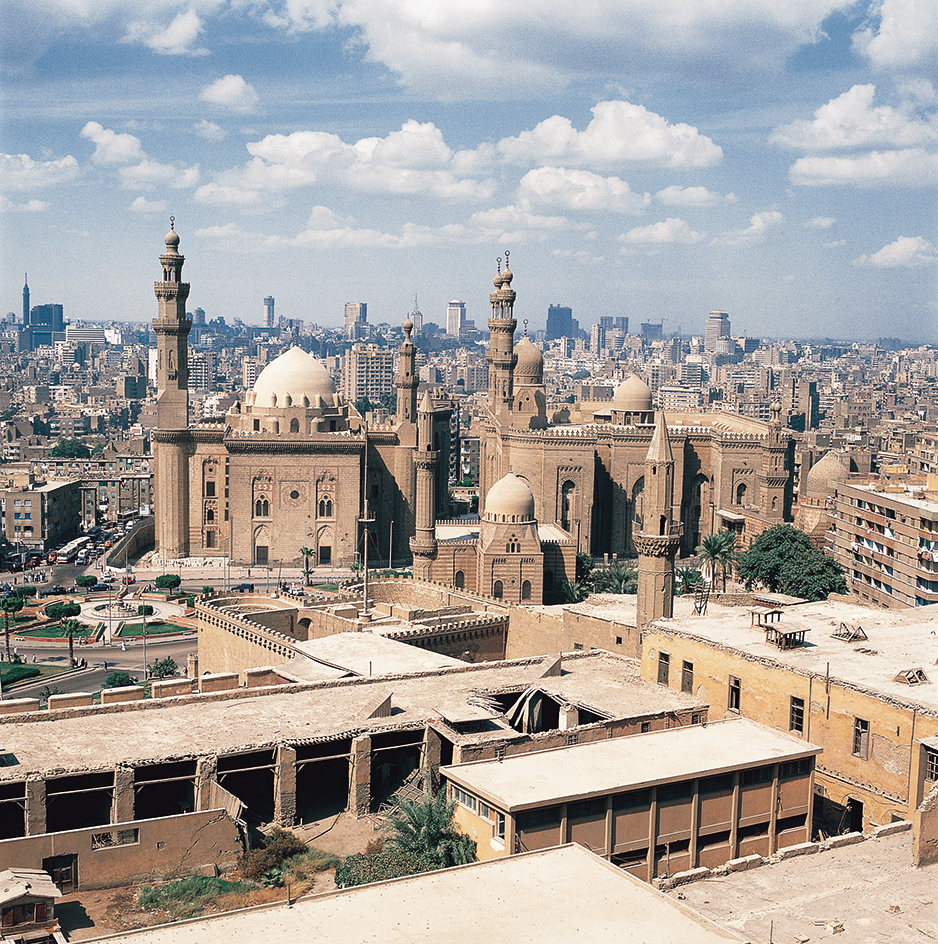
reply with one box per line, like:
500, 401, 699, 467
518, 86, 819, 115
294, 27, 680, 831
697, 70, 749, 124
1, 1, 936, 341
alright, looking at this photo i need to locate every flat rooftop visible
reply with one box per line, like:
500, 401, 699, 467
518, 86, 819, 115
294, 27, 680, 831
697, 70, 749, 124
677, 829, 936, 944
655, 599, 938, 711
0, 651, 703, 780
290, 632, 467, 677
442, 717, 820, 811
89, 845, 745, 944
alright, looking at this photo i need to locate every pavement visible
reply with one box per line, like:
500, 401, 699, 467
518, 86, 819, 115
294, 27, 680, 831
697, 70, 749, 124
673, 830, 938, 944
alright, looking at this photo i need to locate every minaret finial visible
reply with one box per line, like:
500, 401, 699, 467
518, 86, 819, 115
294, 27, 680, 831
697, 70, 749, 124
497, 256, 502, 273
523, 319, 528, 337
169, 215, 175, 230
504, 249, 510, 265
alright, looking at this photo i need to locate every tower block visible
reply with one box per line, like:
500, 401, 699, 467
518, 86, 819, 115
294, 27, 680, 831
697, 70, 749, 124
410, 390, 438, 580
635, 412, 681, 629
152, 221, 192, 561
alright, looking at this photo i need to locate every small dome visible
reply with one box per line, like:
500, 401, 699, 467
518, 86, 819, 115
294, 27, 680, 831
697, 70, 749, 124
805, 450, 849, 500
252, 346, 336, 408
485, 472, 536, 521
514, 336, 543, 381
614, 374, 653, 412
164, 228, 180, 249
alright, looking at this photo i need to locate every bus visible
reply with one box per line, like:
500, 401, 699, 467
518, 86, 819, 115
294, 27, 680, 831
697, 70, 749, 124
57, 536, 92, 563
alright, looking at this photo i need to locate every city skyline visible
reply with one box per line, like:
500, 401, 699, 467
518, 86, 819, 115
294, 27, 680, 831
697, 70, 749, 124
1, 2, 936, 341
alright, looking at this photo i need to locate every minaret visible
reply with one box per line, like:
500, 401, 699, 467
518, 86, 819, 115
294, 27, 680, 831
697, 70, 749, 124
22, 275, 29, 324
759, 401, 789, 520
485, 252, 517, 422
635, 412, 681, 629
396, 318, 418, 426
410, 390, 438, 580
152, 219, 192, 561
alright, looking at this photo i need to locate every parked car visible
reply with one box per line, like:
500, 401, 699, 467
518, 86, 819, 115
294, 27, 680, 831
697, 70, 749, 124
50, 585, 68, 595
121, 575, 136, 585
232, 582, 255, 592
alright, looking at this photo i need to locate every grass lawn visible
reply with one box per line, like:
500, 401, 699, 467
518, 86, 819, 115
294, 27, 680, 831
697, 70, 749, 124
17, 622, 94, 639
118, 621, 189, 637
316, 583, 340, 591
1, 662, 72, 688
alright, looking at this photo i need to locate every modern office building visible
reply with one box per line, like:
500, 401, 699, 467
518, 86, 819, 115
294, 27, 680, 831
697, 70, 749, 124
263, 296, 275, 328
704, 311, 731, 353
447, 300, 467, 338
546, 305, 574, 340
344, 343, 395, 405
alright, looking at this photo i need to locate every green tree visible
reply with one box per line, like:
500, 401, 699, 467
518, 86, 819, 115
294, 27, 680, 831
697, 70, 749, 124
735, 524, 847, 601
148, 656, 178, 679
102, 670, 134, 689
300, 547, 315, 585
382, 790, 476, 871
676, 566, 703, 595
591, 559, 637, 594
575, 552, 594, 582
1, 595, 24, 660
698, 530, 738, 591
61, 617, 81, 666
137, 604, 154, 616
45, 601, 81, 621
560, 579, 589, 603
155, 573, 181, 591
17, 585, 37, 599
48, 437, 91, 459
75, 574, 97, 589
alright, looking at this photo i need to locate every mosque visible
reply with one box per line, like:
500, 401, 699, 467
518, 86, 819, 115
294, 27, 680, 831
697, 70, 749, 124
152, 226, 793, 605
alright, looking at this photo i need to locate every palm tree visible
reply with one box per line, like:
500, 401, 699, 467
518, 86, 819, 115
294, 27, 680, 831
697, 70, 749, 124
1, 595, 24, 661
299, 547, 315, 586
592, 560, 637, 594
382, 790, 476, 870
698, 530, 737, 591
560, 579, 589, 603
61, 617, 81, 667
676, 566, 703, 595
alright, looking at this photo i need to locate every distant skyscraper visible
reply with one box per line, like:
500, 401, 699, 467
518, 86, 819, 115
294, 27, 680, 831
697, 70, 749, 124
704, 311, 731, 353
27, 303, 64, 349
641, 322, 663, 342
263, 296, 275, 328
22, 275, 29, 325
345, 302, 367, 328
589, 323, 605, 355
599, 316, 628, 333
546, 305, 576, 340
447, 300, 466, 337
409, 296, 423, 336
193, 307, 206, 326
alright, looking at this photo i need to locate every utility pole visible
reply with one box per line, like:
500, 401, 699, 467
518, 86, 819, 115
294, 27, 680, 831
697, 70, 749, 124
360, 500, 374, 616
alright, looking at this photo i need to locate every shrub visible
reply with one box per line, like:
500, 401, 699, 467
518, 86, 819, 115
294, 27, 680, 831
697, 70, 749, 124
238, 828, 307, 882
148, 656, 178, 679
75, 575, 97, 588
155, 574, 181, 591
102, 670, 134, 689
136, 874, 253, 921
137, 604, 154, 616
46, 602, 81, 621
17, 586, 37, 599
335, 848, 438, 888
0, 663, 40, 687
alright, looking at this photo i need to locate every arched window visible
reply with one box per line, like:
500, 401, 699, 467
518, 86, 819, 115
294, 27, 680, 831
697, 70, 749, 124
772, 496, 778, 511
735, 482, 747, 506
493, 580, 503, 599
206, 509, 214, 522
561, 480, 575, 531
319, 498, 334, 518
255, 496, 269, 518
521, 579, 532, 601
454, 570, 465, 589
290, 418, 300, 433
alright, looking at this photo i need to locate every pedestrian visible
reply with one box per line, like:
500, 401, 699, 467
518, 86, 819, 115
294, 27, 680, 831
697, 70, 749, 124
32, 654, 36, 663
103, 661, 108, 671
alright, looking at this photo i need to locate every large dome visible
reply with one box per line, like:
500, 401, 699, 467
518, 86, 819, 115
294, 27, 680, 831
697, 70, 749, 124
485, 472, 536, 522
514, 336, 543, 381
252, 346, 336, 407
805, 450, 849, 500
614, 374, 653, 412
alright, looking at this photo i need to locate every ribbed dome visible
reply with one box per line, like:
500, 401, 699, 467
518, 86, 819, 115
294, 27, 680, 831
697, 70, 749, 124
485, 472, 536, 521
514, 336, 543, 381
252, 346, 336, 407
614, 374, 653, 411
805, 450, 849, 500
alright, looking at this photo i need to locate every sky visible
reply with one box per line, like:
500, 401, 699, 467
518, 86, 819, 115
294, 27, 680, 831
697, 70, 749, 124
1, 1, 936, 342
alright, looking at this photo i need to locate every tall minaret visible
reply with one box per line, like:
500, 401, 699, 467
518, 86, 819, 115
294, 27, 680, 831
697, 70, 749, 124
485, 252, 517, 422
396, 317, 418, 426
635, 412, 681, 629
22, 275, 29, 324
152, 219, 192, 561
759, 401, 789, 520
410, 390, 438, 581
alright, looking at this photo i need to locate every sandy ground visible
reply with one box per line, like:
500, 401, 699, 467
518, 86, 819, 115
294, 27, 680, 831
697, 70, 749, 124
55, 813, 386, 940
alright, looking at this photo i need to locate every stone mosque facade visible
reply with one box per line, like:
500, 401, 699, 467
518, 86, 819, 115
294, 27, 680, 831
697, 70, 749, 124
152, 227, 793, 606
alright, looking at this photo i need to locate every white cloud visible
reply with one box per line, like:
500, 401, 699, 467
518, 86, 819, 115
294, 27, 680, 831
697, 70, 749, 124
804, 216, 835, 229
81, 122, 144, 165
0, 195, 48, 212
852, 0, 938, 72
194, 119, 226, 141
200, 75, 259, 113
498, 100, 722, 169
137, 9, 207, 56
193, 182, 262, 205
852, 235, 938, 268
789, 148, 938, 186
656, 185, 735, 206
713, 210, 784, 245
517, 166, 650, 213
119, 160, 200, 191
129, 196, 168, 214
620, 217, 704, 244
0, 153, 78, 192
771, 85, 938, 151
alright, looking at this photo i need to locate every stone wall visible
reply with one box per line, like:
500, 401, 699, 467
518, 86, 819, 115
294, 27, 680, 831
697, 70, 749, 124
105, 517, 155, 571
506, 606, 640, 659
913, 781, 938, 868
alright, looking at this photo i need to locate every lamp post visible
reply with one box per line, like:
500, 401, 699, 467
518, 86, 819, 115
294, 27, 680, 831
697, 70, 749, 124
388, 519, 393, 570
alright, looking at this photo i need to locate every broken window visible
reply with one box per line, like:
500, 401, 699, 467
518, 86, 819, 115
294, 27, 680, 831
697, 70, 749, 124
296, 739, 352, 824
728, 676, 741, 712
134, 760, 196, 820
789, 696, 805, 734
0, 781, 26, 840
47, 771, 114, 832
852, 718, 870, 760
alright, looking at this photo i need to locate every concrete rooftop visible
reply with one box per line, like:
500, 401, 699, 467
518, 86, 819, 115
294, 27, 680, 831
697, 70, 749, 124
89, 845, 746, 944
291, 632, 467, 677
442, 717, 820, 811
0, 651, 703, 780
656, 599, 938, 710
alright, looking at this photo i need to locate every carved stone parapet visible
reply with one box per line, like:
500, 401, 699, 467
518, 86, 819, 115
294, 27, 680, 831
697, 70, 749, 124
153, 429, 192, 445
154, 282, 191, 301
634, 532, 681, 558
414, 452, 439, 470
410, 536, 438, 556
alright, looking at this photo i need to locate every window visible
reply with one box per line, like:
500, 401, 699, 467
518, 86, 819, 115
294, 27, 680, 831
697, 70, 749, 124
789, 696, 805, 734
640, 721, 651, 733
852, 718, 870, 759
681, 660, 694, 694
741, 766, 773, 785
290, 418, 300, 433
728, 676, 741, 712
521, 579, 532, 601
205, 481, 215, 497
779, 759, 809, 778
657, 652, 670, 685
254, 497, 269, 518
493, 580, 503, 599
925, 747, 938, 783
452, 786, 477, 813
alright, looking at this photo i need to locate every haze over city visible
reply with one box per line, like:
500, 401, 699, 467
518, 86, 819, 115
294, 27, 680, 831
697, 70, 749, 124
1, 1, 936, 340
